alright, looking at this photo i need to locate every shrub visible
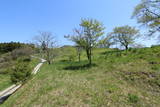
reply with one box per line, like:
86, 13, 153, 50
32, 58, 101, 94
68, 55, 76, 61
11, 62, 31, 84
11, 47, 34, 60
128, 48, 133, 51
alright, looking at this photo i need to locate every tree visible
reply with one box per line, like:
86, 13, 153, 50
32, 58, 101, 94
132, 0, 160, 35
66, 19, 105, 65
75, 46, 83, 62
80, 19, 105, 65
34, 31, 56, 64
99, 34, 115, 48
111, 25, 139, 50
0, 42, 33, 53
65, 28, 84, 62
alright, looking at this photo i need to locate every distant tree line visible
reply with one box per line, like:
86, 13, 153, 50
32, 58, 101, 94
0, 42, 35, 53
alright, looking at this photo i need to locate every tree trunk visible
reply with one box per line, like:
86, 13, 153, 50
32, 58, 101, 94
125, 45, 128, 50
86, 49, 90, 60
89, 48, 92, 65
78, 53, 81, 62
86, 48, 92, 65
47, 49, 51, 65
48, 60, 51, 65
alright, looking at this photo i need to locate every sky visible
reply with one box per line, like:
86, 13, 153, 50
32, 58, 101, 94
0, 0, 158, 46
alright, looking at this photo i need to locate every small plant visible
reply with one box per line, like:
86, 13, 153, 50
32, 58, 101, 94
128, 93, 139, 103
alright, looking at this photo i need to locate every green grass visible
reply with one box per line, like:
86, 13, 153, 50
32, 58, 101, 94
1, 47, 160, 106
29, 57, 41, 69
0, 75, 12, 91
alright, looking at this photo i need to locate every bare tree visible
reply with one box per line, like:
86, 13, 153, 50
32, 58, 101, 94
34, 31, 56, 64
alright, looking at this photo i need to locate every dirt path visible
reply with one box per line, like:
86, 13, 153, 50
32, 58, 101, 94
0, 57, 46, 104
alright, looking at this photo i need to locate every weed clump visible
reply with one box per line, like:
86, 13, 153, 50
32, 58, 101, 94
128, 93, 139, 103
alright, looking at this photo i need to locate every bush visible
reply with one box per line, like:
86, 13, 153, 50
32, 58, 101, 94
68, 55, 76, 61
11, 62, 31, 84
11, 47, 34, 60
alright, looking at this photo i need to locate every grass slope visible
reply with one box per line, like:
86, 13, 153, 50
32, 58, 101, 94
1, 47, 160, 107
0, 75, 12, 91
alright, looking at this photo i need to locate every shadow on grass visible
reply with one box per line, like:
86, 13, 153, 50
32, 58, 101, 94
63, 63, 97, 70
0, 94, 11, 104
59, 59, 69, 62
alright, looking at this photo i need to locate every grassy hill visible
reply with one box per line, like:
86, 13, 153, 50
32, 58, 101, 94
1, 46, 160, 107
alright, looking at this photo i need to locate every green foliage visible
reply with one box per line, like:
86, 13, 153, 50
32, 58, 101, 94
65, 29, 84, 62
80, 18, 105, 48
68, 55, 76, 61
132, 0, 160, 35
61, 46, 77, 61
0, 42, 35, 54
0, 50, 38, 92
11, 61, 31, 84
111, 25, 139, 50
98, 34, 115, 48
0, 74, 12, 91
128, 93, 139, 103
66, 18, 105, 65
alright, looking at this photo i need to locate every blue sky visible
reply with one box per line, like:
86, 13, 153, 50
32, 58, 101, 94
0, 0, 157, 46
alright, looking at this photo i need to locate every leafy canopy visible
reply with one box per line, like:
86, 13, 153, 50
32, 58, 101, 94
132, 0, 160, 35
111, 25, 139, 49
80, 18, 105, 48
